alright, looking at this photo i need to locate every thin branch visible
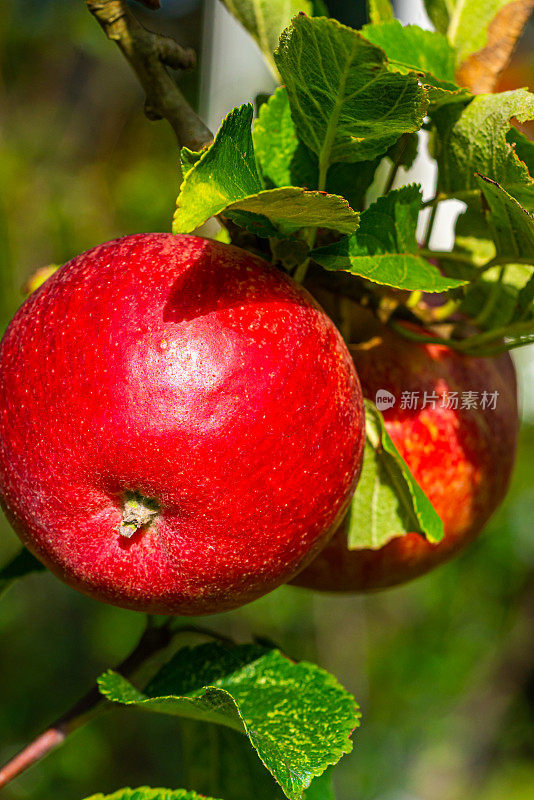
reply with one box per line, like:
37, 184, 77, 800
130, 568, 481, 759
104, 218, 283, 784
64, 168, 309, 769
422, 200, 438, 250
383, 133, 410, 196
0, 622, 169, 789
86, 0, 212, 154
0, 621, 231, 789
389, 317, 534, 355
419, 248, 534, 272
480, 254, 534, 271
418, 248, 476, 267
421, 189, 480, 209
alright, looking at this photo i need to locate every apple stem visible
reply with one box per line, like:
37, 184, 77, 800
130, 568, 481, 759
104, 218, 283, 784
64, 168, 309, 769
120, 492, 160, 538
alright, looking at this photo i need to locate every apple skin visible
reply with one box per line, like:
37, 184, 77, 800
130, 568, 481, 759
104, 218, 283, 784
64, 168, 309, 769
292, 317, 519, 592
0, 233, 365, 614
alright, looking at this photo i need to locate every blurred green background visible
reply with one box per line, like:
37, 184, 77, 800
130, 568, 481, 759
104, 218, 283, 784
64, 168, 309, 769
1, 2, 534, 799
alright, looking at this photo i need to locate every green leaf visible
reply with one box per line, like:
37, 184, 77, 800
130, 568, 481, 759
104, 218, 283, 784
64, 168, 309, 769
274, 16, 427, 173
517, 272, 534, 319
347, 400, 444, 550
433, 90, 534, 205
270, 237, 311, 270
84, 790, 220, 800
253, 87, 318, 190
179, 720, 286, 800
454, 204, 496, 266
312, 185, 467, 291
421, 0, 531, 69
508, 127, 534, 176
386, 132, 419, 171
220, 0, 313, 77
98, 642, 360, 800
367, 0, 394, 24
228, 188, 359, 237
177, 720, 331, 800
253, 86, 381, 209
456, 177, 534, 338
325, 159, 382, 211
0, 548, 46, 596
361, 20, 470, 107
174, 104, 261, 231
174, 104, 358, 237
422, 0, 449, 34
507, 127, 534, 211
180, 147, 203, 175
374, 21, 452, 76
476, 174, 534, 261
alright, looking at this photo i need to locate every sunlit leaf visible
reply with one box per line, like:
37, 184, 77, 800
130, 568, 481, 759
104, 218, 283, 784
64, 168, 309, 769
99, 642, 360, 800
312, 185, 466, 291
274, 16, 427, 170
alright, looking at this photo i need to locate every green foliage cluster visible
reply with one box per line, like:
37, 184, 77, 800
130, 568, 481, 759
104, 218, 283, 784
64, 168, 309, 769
177, 3, 534, 360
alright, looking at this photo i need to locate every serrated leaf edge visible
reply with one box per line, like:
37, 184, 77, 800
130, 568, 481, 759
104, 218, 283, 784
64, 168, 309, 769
98, 652, 361, 800
84, 788, 216, 800
173, 103, 259, 235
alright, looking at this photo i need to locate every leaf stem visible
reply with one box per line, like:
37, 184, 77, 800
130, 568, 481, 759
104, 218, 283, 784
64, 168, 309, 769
431, 298, 461, 321
418, 248, 475, 267
318, 158, 330, 195
473, 267, 505, 327
293, 225, 320, 284
0, 620, 232, 789
389, 318, 534, 355
422, 201, 438, 250
480, 255, 534, 271
294, 257, 311, 283
292, 116, 330, 284
421, 189, 480, 209
419, 248, 534, 272
383, 134, 409, 195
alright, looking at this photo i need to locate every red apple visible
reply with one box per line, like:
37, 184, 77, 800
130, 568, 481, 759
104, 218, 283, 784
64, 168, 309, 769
292, 312, 519, 592
0, 234, 364, 614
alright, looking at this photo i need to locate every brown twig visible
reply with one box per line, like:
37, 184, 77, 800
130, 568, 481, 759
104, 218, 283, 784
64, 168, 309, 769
0, 620, 233, 790
0, 621, 172, 790
86, 0, 212, 154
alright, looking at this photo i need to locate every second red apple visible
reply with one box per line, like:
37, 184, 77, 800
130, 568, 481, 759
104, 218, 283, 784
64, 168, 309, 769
293, 313, 519, 592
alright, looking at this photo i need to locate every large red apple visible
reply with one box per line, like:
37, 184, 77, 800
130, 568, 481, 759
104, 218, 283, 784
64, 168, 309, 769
293, 309, 519, 592
0, 234, 364, 614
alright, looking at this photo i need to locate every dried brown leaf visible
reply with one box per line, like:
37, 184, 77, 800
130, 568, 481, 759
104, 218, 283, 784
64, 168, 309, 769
456, 1, 534, 93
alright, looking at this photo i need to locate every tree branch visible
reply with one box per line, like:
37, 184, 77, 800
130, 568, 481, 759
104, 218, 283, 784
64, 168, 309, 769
0, 622, 169, 789
86, 0, 212, 153
0, 621, 231, 789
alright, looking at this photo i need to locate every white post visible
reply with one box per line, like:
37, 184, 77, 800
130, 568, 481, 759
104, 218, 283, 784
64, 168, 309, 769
200, 0, 276, 134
